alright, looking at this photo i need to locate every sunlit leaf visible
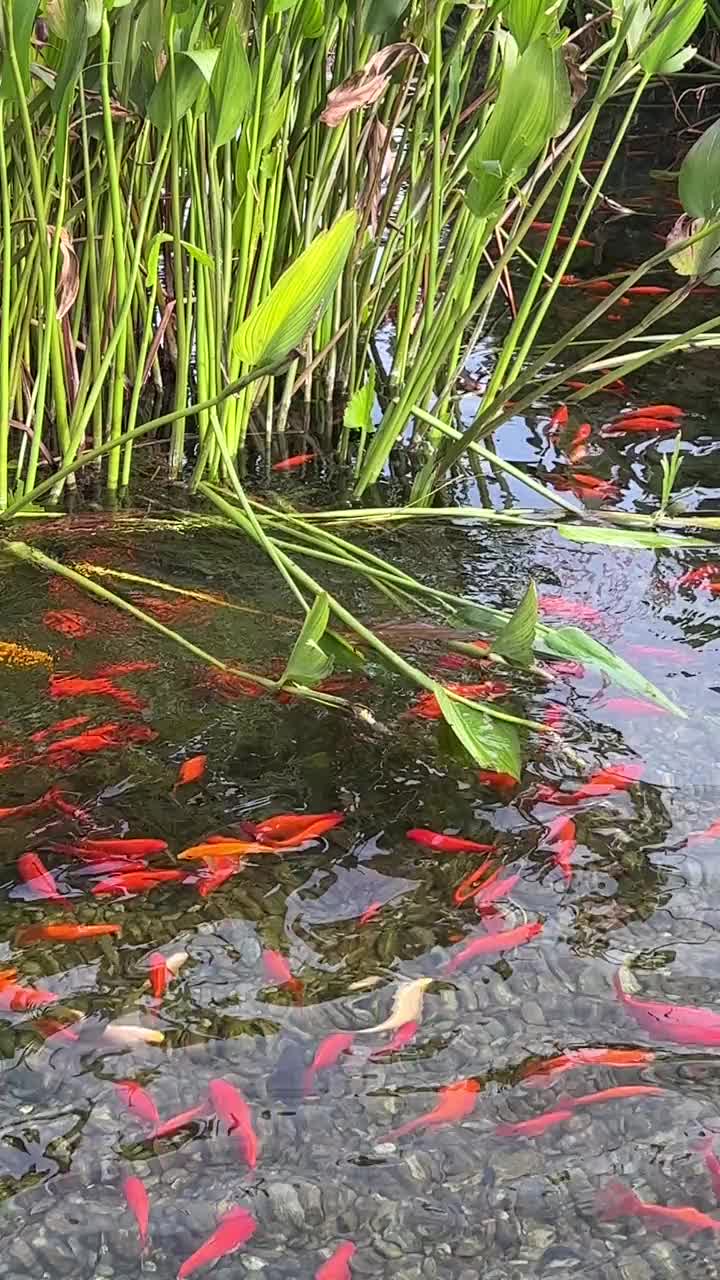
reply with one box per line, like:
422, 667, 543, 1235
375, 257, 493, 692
1, 0, 40, 99
344, 367, 376, 433
436, 687, 522, 780
466, 38, 571, 219
558, 525, 712, 549
503, 0, 558, 51
620, 0, 705, 76
234, 211, 358, 367
320, 629, 366, 672
280, 593, 334, 686
146, 233, 214, 283
148, 50, 216, 130
538, 626, 684, 715
492, 580, 538, 666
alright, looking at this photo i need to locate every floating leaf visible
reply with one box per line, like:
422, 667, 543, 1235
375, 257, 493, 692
558, 525, 712, 549
492, 580, 538, 666
538, 626, 683, 715
234, 211, 357, 367
435, 687, 522, 780
280, 593, 334, 687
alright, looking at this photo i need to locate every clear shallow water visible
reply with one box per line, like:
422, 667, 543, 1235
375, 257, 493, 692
0, 505, 719, 1280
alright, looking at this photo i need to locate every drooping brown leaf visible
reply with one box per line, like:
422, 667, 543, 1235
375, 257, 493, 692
362, 117, 394, 234
320, 42, 425, 128
563, 43, 587, 106
47, 226, 79, 320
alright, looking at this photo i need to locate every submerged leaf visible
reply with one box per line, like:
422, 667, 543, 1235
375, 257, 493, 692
492, 581, 538, 666
234, 211, 358, 367
435, 688, 522, 780
280, 593, 334, 687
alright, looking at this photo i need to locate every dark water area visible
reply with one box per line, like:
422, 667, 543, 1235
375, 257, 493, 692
1, 499, 720, 1280
3, 113, 720, 1280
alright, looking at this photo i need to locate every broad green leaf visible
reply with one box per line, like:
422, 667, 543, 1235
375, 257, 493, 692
537, 625, 684, 715
148, 50, 216, 130
280, 593, 334, 687
302, 0, 324, 37
344, 367, 376, 434
492, 580, 538, 665
558, 525, 712, 549
466, 38, 571, 220
679, 118, 720, 220
366, 0, 411, 33
320, 629, 366, 672
637, 0, 704, 76
234, 211, 357, 367
1, 0, 41, 99
210, 19, 253, 148
435, 687, 522, 780
268, 0, 299, 11
503, 0, 558, 51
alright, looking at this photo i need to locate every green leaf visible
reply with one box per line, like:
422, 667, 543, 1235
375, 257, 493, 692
366, 0, 411, 34
503, 0, 558, 51
466, 38, 571, 220
210, 19, 253, 148
302, 0, 324, 37
319, 629, 367, 672
637, 0, 704, 76
280, 593, 334, 686
1, 0, 41, 100
234, 210, 358, 367
679, 117, 720, 220
344, 367, 376, 434
537, 626, 684, 715
492, 580, 538, 665
558, 525, 713, 549
435, 687, 522, 780
146, 232, 214, 284
148, 49, 216, 130
51, 0, 88, 180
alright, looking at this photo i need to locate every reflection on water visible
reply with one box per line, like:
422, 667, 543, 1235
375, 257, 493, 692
0, 508, 719, 1280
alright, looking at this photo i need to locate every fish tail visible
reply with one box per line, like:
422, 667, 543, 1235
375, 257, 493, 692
386, 1117, 423, 1141
596, 1179, 642, 1221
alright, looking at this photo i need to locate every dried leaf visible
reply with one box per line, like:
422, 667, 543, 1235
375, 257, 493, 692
320, 42, 425, 127
47, 226, 79, 320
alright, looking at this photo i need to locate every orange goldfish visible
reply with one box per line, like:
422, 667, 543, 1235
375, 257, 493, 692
387, 1078, 481, 1140
17, 923, 121, 944
177, 1207, 256, 1279
208, 1079, 258, 1168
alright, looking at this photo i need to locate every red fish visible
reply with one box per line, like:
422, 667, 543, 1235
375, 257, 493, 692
0, 974, 59, 1011
408, 681, 510, 719
453, 860, 496, 905
43, 610, 96, 638
254, 812, 344, 845
92, 661, 158, 677
262, 949, 303, 1002
92, 870, 188, 896
43, 787, 90, 819
697, 1136, 720, 1198
369, 1021, 418, 1060
114, 1081, 160, 1128
554, 473, 619, 501
197, 857, 244, 896
535, 762, 642, 806
208, 1079, 258, 1168
600, 697, 667, 717
272, 453, 314, 471
687, 819, 720, 844
569, 1085, 664, 1108
520, 1047, 655, 1088
0, 794, 54, 822
537, 596, 601, 624
496, 1107, 574, 1138
566, 423, 592, 464
602, 416, 680, 435
45, 722, 156, 756
542, 704, 567, 732
177, 1207, 257, 1279
548, 404, 569, 434
50, 673, 147, 712
175, 755, 207, 788
147, 952, 174, 1000
445, 921, 543, 974
303, 1032, 355, 1095
122, 1176, 149, 1251
65, 838, 168, 858
197, 669, 267, 701
676, 564, 720, 589
477, 770, 517, 793
597, 1180, 720, 1235
614, 968, 720, 1045
17, 852, 68, 903
620, 404, 684, 418
388, 1078, 481, 1140
31, 715, 91, 743
358, 902, 384, 926
406, 828, 496, 855
17, 923, 121, 944
473, 871, 520, 912
315, 1241, 357, 1279
153, 1103, 209, 1140
628, 644, 694, 663
541, 815, 577, 884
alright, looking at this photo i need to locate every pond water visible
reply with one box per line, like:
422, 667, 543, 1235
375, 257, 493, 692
1, 473, 720, 1280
